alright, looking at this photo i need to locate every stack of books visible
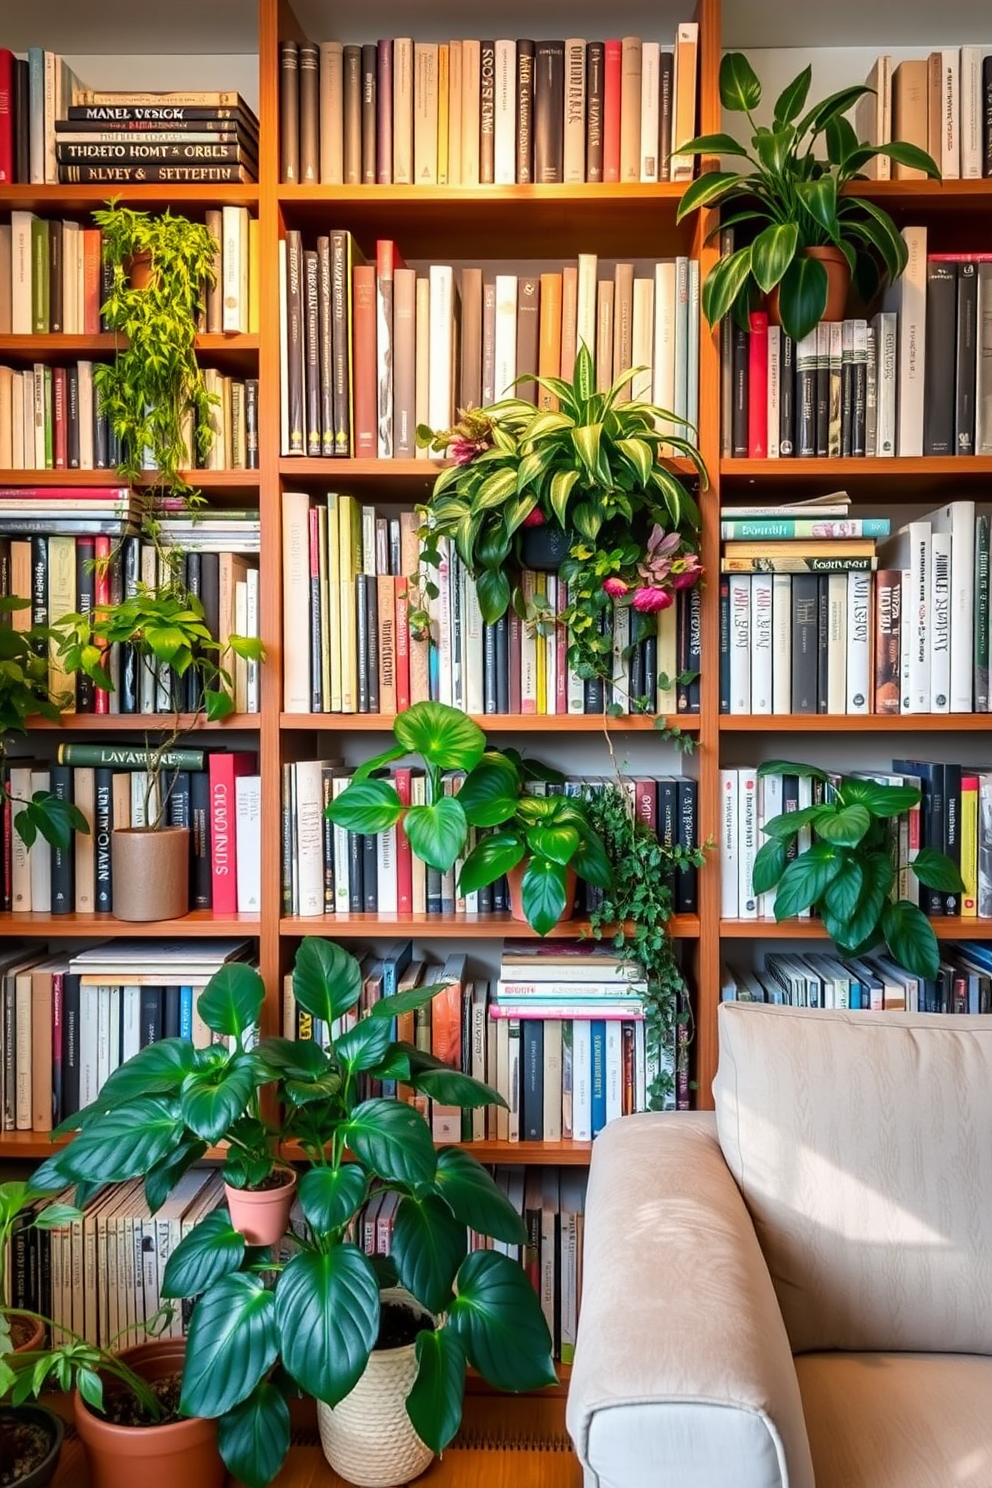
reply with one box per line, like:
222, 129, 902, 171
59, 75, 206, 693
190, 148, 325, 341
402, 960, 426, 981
56, 89, 260, 185
722, 941, 992, 1015
854, 49, 992, 181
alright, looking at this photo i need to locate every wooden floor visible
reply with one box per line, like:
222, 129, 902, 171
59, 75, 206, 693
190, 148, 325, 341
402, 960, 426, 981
51, 1392, 582, 1488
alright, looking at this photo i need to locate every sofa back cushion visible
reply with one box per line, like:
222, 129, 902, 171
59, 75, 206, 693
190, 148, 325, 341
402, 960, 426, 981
713, 1002, 992, 1355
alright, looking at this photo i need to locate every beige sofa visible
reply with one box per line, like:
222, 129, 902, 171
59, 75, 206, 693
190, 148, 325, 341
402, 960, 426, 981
566, 1003, 992, 1488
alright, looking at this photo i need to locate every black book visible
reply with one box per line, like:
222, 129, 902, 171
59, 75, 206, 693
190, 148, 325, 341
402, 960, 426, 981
317, 237, 333, 457
361, 43, 377, 185
676, 591, 693, 714
285, 229, 305, 456
349, 832, 364, 913
366, 575, 380, 713
719, 575, 731, 713
74, 536, 96, 713
731, 323, 748, 457
93, 378, 109, 468
94, 767, 113, 912
814, 326, 829, 457
791, 574, 819, 713
516, 40, 535, 183
167, 771, 191, 830
184, 551, 202, 710
676, 778, 698, 914
893, 759, 945, 917
279, 40, 300, 182
13, 59, 29, 183
120, 534, 141, 713
304, 249, 321, 458
840, 326, 853, 457
816, 575, 830, 713
779, 332, 795, 456
923, 258, 956, 455
190, 770, 212, 909
30, 536, 47, 669
48, 220, 63, 333
686, 588, 702, 714
955, 260, 978, 455
66, 363, 80, 468
533, 41, 565, 182
245, 379, 259, 468
163, 985, 181, 1040
495, 613, 509, 713
49, 763, 74, 914
356, 573, 369, 713
139, 986, 164, 1047
363, 832, 378, 911
520, 1021, 544, 1141
943, 763, 961, 916
479, 41, 496, 184
659, 49, 675, 182
658, 778, 678, 898
492, 872, 508, 913
628, 631, 644, 703
199, 553, 221, 704
586, 42, 605, 182
426, 860, 442, 914
984, 57, 992, 177
299, 42, 320, 183
61, 973, 81, 1118
642, 631, 657, 713
483, 621, 498, 712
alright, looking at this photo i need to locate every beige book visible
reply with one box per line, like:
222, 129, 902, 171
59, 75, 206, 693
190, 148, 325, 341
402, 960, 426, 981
62, 220, 79, 333
493, 274, 517, 403
494, 40, 516, 185
414, 43, 439, 185
631, 277, 654, 403
653, 259, 677, 417
47, 535, 76, 708
619, 37, 642, 184
961, 45, 984, 179
854, 55, 891, 181
595, 280, 614, 393
0, 223, 10, 334
338, 494, 360, 713
222, 204, 249, 334
892, 61, 928, 181
230, 380, 245, 467
393, 39, 415, 185
576, 253, 598, 370
31, 966, 56, 1132
10, 542, 31, 629
640, 41, 661, 182
282, 490, 312, 712
928, 49, 959, 179
13, 371, 27, 469
613, 262, 635, 397
204, 208, 223, 334
670, 22, 699, 181
447, 40, 463, 185
319, 41, 344, 184
437, 44, 450, 185
560, 265, 579, 382
415, 275, 431, 460
10, 212, 33, 335
73, 767, 96, 913
222, 376, 234, 469
657, 602, 678, 713
538, 272, 563, 411
461, 39, 482, 185
9, 767, 32, 910
15, 970, 33, 1128
0, 367, 12, 467
564, 39, 587, 183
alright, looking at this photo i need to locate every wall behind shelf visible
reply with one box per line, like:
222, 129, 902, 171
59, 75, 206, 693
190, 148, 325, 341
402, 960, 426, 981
57, 56, 260, 116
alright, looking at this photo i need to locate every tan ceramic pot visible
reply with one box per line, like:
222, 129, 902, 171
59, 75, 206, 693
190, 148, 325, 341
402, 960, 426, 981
111, 827, 189, 921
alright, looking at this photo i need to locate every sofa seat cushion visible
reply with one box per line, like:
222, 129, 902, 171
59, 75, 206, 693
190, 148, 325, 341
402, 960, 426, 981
795, 1353, 992, 1488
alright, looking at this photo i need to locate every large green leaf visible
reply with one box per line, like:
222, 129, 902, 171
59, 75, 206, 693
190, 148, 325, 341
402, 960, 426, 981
815, 804, 871, 848
392, 1194, 467, 1313
882, 900, 940, 980
750, 223, 798, 293
181, 1273, 278, 1417
912, 847, 965, 893
369, 979, 448, 1021
548, 469, 580, 528
673, 131, 750, 158
569, 829, 612, 890
448, 1251, 557, 1392
458, 832, 527, 895
838, 778, 920, 817
144, 1137, 209, 1213
759, 760, 829, 780
520, 857, 570, 935
254, 1036, 332, 1080
407, 1328, 466, 1453
875, 141, 940, 177
54, 1095, 184, 1185
216, 1382, 291, 1488
323, 778, 403, 834
842, 198, 908, 280
435, 1148, 527, 1245
394, 701, 487, 771
162, 1206, 245, 1299
412, 1067, 504, 1109
798, 83, 872, 138
526, 823, 579, 866
823, 856, 864, 922
773, 843, 843, 921
719, 52, 761, 112
476, 565, 511, 624
335, 1017, 393, 1073
676, 171, 745, 224
457, 753, 520, 827
299, 1165, 367, 1233
751, 838, 787, 896
293, 937, 362, 1025
275, 1246, 379, 1406
345, 1098, 437, 1186
796, 175, 838, 236
474, 466, 519, 511
753, 124, 797, 176
773, 65, 812, 125
775, 254, 829, 342
404, 796, 468, 872
70, 1036, 197, 1117
700, 245, 753, 327
180, 1057, 255, 1144
841, 851, 895, 949
762, 804, 829, 841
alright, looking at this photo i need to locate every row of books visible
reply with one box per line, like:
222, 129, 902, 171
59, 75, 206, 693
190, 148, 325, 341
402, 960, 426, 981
1, 534, 261, 711
279, 32, 699, 187
856, 50, 992, 181
719, 759, 992, 922
722, 941, 992, 1015
0, 940, 253, 1131
281, 764, 698, 919
281, 493, 701, 718
0, 364, 259, 473
2, 750, 260, 918
279, 236, 701, 460
1, 206, 258, 336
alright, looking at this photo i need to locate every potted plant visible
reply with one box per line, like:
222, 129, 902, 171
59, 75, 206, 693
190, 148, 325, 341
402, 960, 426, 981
675, 53, 940, 341
324, 700, 612, 934
91, 201, 218, 500
50, 579, 263, 921
415, 345, 706, 688
38, 937, 557, 1488
751, 761, 964, 978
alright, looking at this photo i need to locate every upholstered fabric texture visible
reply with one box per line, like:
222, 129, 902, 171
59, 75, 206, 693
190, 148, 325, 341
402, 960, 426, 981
714, 1003, 992, 1355
795, 1353, 992, 1488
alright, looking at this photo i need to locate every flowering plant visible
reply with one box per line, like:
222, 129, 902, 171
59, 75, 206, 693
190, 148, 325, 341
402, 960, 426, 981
415, 345, 708, 692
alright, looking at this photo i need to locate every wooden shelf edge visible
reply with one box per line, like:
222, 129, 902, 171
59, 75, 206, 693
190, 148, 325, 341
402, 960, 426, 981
0, 910, 260, 936
721, 456, 992, 481
720, 713, 992, 731
278, 182, 688, 206
280, 1138, 593, 1166
281, 913, 700, 939
281, 711, 700, 733
279, 455, 698, 479
28, 712, 259, 731
720, 917, 992, 940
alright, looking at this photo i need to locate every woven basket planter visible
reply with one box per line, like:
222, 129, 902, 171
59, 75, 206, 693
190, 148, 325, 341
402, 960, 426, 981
317, 1290, 434, 1488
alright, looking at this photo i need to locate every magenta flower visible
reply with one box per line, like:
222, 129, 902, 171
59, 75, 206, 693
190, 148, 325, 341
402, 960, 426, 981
602, 577, 628, 597
671, 556, 703, 590
632, 585, 674, 613
522, 507, 546, 527
448, 435, 484, 465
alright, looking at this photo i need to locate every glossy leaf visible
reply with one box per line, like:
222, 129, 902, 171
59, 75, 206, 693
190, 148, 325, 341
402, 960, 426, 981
476, 565, 512, 624
719, 52, 762, 113
458, 832, 527, 895
750, 222, 798, 293
74, 1036, 197, 1115
144, 1137, 208, 1214
345, 1098, 438, 1186
520, 857, 570, 936
393, 701, 487, 771
369, 979, 448, 1021
404, 795, 469, 872
335, 1017, 393, 1074
773, 65, 812, 124
759, 760, 829, 781
392, 1194, 467, 1313
435, 1148, 528, 1245
823, 856, 864, 922
181, 1273, 278, 1417
457, 752, 520, 827
773, 842, 843, 921
569, 829, 613, 890
216, 1382, 291, 1488
750, 838, 787, 897
293, 937, 363, 1025
838, 779, 920, 817
775, 254, 829, 343
407, 1328, 466, 1453
323, 778, 403, 834
526, 823, 579, 866
673, 131, 750, 158
162, 1207, 245, 1299
815, 804, 871, 848
298, 1165, 367, 1234
875, 141, 940, 177
912, 847, 965, 893
275, 1246, 379, 1406
675, 170, 744, 224
412, 1067, 504, 1110
448, 1251, 557, 1392
181, 1057, 255, 1144
700, 245, 753, 327
882, 900, 940, 981
54, 1096, 183, 1185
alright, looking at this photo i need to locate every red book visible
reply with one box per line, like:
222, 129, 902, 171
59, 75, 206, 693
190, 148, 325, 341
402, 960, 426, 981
603, 41, 622, 184
394, 576, 411, 711
633, 779, 657, 831
352, 263, 377, 457
209, 751, 257, 914
52, 368, 67, 469
82, 231, 102, 334
93, 535, 112, 714
0, 50, 14, 184
393, 766, 414, 915
747, 310, 768, 459
0, 486, 128, 500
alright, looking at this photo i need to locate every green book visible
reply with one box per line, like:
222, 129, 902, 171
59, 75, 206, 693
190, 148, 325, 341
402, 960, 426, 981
56, 743, 205, 771
31, 217, 49, 334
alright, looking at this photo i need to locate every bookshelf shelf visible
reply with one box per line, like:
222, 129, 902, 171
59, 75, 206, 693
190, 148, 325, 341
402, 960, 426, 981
720, 456, 992, 496
0, 334, 259, 373
0, 467, 261, 490
281, 712, 700, 733
719, 714, 992, 732
28, 712, 260, 731
0, 183, 260, 212
0, 910, 260, 936
280, 913, 701, 940
278, 455, 701, 490
280, 1138, 594, 1167
720, 918, 992, 940
844, 178, 992, 213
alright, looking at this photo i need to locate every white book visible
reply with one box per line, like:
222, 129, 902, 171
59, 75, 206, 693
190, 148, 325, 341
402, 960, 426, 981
750, 572, 772, 713
10, 372, 24, 470
772, 573, 792, 714
519, 569, 538, 712
884, 226, 927, 455
880, 520, 931, 711
639, 41, 660, 182
392, 39, 414, 185
572, 1019, 592, 1141
928, 528, 951, 713
928, 499, 975, 712
653, 259, 676, 417
543, 1019, 563, 1141
870, 310, 897, 456
728, 572, 750, 714
121, 986, 141, 1064
686, 258, 700, 442
331, 775, 351, 914
427, 264, 456, 431
564, 39, 587, 183
931, 49, 959, 178
827, 572, 847, 714
604, 1022, 623, 1127
846, 569, 871, 715
767, 324, 781, 458
506, 1018, 521, 1142
293, 760, 325, 917
720, 768, 739, 918
9, 766, 33, 911
737, 766, 758, 919
11, 212, 33, 333
222, 205, 249, 333
246, 566, 260, 712
630, 277, 654, 403
235, 774, 262, 913
319, 41, 344, 184
494, 41, 517, 185
447, 40, 463, 186
576, 253, 598, 367
757, 773, 783, 919
960, 47, 983, 178
29, 768, 51, 912
413, 43, 439, 184
80, 984, 99, 1108
672, 256, 690, 430
493, 272, 517, 401
78, 361, 94, 469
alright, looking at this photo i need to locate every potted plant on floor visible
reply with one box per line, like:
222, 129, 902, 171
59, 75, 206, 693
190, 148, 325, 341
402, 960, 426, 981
674, 53, 940, 340
415, 345, 706, 692
324, 700, 613, 934
37, 937, 557, 1488
751, 761, 963, 977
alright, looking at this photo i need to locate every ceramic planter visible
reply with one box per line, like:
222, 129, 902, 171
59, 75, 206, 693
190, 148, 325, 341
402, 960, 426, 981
0, 1404, 64, 1488
768, 245, 850, 326
73, 1339, 223, 1488
111, 827, 189, 921
10, 1313, 44, 1352
507, 863, 578, 927
317, 1290, 434, 1488
224, 1166, 297, 1246
519, 522, 573, 572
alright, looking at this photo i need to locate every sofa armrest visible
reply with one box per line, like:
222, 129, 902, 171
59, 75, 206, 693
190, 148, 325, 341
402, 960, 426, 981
566, 1114, 814, 1488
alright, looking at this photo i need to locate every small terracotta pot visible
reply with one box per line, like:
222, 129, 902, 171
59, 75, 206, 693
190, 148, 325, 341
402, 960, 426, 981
224, 1166, 298, 1246
127, 251, 154, 291
767, 245, 850, 326
10, 1312, 44, 1352
73, 1339, 223, 1488
0, 1403, 64, 1488
506, 862, 578, 928
111, 827, 190, 921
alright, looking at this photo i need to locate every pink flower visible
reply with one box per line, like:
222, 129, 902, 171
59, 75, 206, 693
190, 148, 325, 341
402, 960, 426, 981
522, 508, 546, 527
448, 435, 483, 465
671, 556, 703, 590
602, 577, 628, 597
632, 585, 674, 613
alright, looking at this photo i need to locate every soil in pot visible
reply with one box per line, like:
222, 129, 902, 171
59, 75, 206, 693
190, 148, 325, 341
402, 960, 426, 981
93, 1371, 184, 1428
377, 1300, 432, 1349
7, 1313, 43, 1351
0, 1407, 63, 1488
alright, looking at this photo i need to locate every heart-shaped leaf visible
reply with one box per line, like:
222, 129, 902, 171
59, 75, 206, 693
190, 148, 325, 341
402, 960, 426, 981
526, 823, 579, 867
448, 1251, 557, 1392
275, 1246, 379, 1406
70, 1036, 197, 1119
881, 900, 940, 981
392, 1194, 467, 1313
404, 796, 468, 873
407, 1328, 466, 1453
335, 1017, 393, 1073
457, 753, 520, 827
216, 1382, 291, 1488
182, 1273, 278, 1417
458, 832, 527, 896
476, 566, 511, 624
435, 1148, 527, 1245
750, 222, 799, 293
293, 937, 363, 1025
323, 778, 403, 834
345, 1098, 438, 1187
520, 857, 570, 936
197, 963, 265, 1040
815, 804, 871, 848
54, 1096, 184, 1186
299, 1165, 368, 1233
181, 1057, 255, 1144
772, 842, 843, 922
911, 847, 965, 892
719, 51, 761, 112
751, 838, 787, 897
162, 1206, 245, 1299
394, 702, 487, 771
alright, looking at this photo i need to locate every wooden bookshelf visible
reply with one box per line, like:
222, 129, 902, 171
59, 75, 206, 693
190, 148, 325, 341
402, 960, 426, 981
28, 713, 260, 731
720, 456, 992, 495
0, 467, 261, 489
0, 910, 260, 936
281, 712, 701, 733
720, 918, 992, 941
279, 913, 701, 940
720, 714, 992, 732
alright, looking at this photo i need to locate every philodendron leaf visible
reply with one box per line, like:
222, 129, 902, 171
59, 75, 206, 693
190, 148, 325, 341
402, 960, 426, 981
53, 1095, 184, 1186
180, 1057, 255, 1144
520, 857, 570, 936
345, 1098, 438, 1187
458, 832, 527, 896
881, 900, 941, 981
182, 1272, 278, 1418
335, 1016, 393, 1073
407, 1328, 466, 1454
823, 856, 864, 922
393, 701, 487, 771
435, 1148, 528, 1245
275, 1246, 379, 1406
815, 804, 871, 848
456, 752, 520, 827
161, 1207, 245, 1299
392, 1193, 467, 1313
298, 1165, 367, 1233
217, 1382, 291, 1488
323, 778, 403, 834
448, 1251, 557, 1392
719, 51, 761, 112
751, 838, 787, 897
775, 255, 829, 344
197, 963, 265, 1040
911, 847, 965, 893
77, 1036, 197, 1114
772, 843, 843, 921
293, 936, 362, 1025
404, 796, 468, 873
750, 222, 799, 293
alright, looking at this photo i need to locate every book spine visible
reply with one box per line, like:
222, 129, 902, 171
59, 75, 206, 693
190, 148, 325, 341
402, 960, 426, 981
516, 41, 535, 184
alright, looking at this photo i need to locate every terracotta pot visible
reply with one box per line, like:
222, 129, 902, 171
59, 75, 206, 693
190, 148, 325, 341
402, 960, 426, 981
0, 1403, 64, 1488
73, 1339, 223, 1488
224, 1166, 297, 1246
111, 827, 189, 921
10, 1312, 44, 1352
127, 251, 154, 291
767, 245, 850, 326
317, 1290, 434, 1488
506, 862, 578, 928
